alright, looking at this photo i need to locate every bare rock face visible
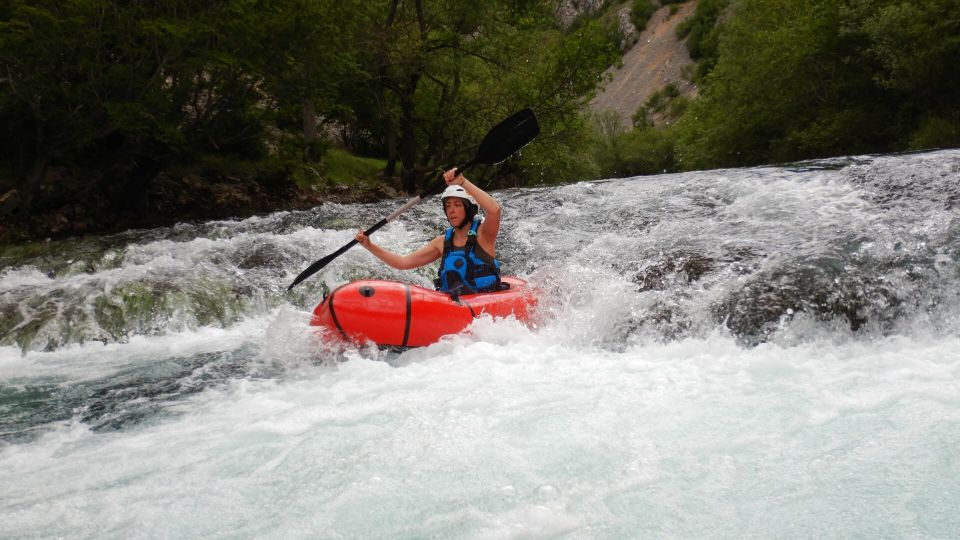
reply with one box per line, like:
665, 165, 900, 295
617, 7, 640, 49
556, 0, 638, 50
555, 0, 606, 29
589, 1, 699, 128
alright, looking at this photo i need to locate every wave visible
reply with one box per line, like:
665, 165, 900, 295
1, 149, 958, 353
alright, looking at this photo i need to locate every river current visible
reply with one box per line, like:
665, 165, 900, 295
2, 149, 959, 538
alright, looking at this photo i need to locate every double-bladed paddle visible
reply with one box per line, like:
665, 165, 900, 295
287, 108, 540, 291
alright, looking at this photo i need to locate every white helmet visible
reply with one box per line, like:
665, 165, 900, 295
440, 185, 476, 205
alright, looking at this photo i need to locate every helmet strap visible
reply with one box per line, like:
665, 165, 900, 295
465, 202, 478, 223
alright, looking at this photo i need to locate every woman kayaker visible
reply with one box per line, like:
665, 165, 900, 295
355, 167, 503, 294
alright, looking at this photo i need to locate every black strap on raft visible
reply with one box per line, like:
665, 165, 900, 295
443, 274, 473, 303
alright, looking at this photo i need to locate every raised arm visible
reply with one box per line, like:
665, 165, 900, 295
444, 168, 501, 256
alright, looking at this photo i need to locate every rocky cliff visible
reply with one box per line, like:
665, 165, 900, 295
589, 1, 698, 128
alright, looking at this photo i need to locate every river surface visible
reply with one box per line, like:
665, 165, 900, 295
2, 149, 960, 538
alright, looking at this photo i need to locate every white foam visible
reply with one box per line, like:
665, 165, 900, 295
3, 328, 960, 537
0, 315, 271, 384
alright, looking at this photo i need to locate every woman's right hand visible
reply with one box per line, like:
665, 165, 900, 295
443, 167, 465, 186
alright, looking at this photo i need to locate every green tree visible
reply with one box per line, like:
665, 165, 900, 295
0, 0, 621, 227
675, 0, 729, 81
0, 0, 360, 214
240, 0, 358, 149
673, 0, 894, 169
342, 1, 618, 191
665, 0, 960, 170
859, 0, 960, 148
516, 18, 622, 184
0, 1, 257, 212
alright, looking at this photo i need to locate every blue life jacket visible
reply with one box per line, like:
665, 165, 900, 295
436, 218, 501, 294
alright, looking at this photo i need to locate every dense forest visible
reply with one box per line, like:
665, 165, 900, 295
600, 0, 960, 175
1, 0, 958, 241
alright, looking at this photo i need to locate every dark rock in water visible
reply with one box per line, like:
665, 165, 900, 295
235, 241, 293, 270
715, 264, 903, 345
844, 153, 960, 211
632, 251, 715, 292
636, 301, 694, 341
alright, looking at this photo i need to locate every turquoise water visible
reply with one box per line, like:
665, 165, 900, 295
2, 150, 960, 538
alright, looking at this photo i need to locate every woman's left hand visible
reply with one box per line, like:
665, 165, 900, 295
355, 230, 371, 248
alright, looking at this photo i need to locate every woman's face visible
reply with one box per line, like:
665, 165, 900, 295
444, 198, 466, 224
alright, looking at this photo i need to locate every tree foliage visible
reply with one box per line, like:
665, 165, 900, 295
619, 0, 960, 174
342, 0, 618, 191
6, 0, 956, 227
0, 0, 619, 220
0, 0, 357, 213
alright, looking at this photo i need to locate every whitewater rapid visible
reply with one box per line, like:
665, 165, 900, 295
2, 149, 960, 538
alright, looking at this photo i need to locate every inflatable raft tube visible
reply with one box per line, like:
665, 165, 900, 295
310, 276, 535, 347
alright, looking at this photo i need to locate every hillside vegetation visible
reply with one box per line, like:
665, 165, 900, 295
2, 0, 958, 240
596, 0, 960, 177
1, 0, 620, 239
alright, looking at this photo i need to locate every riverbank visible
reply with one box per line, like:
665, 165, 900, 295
0, 169, 397, 245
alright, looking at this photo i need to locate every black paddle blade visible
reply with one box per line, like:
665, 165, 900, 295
474, 108, 539, 165
286, 251, 339, 291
